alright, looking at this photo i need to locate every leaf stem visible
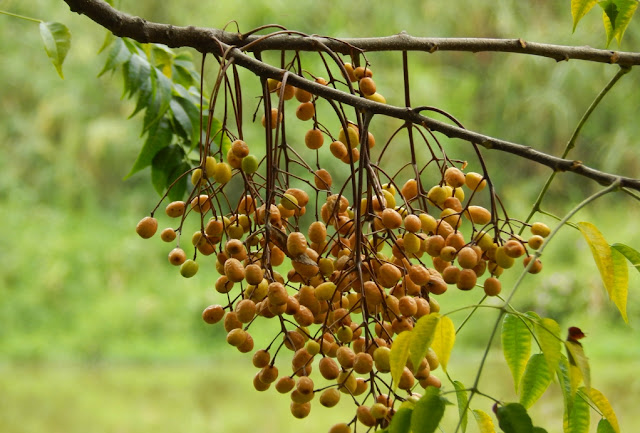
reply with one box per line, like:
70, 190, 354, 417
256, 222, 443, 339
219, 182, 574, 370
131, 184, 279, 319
0, 10, 42, 23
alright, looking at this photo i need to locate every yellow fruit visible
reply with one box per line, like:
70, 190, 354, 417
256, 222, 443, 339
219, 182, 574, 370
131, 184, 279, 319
191, 168, 203, 186
136, 216, 158, 239
465, 172, 487, 191
212, 162, 232, 184
531, 222, 551, 237
280, 193, 299, 211
365, 92, 386, 103
319, 388, 341, 407
295, 102, 315, 121
465, 205, 492, 225
495, 246, 515, 269
419, 213, 437, 233
338, 125, 359, 149
401, 179, 419, 201
343, 62, 357, 82
294, 87, 312, 103
205, 156, 217, 177
528, 235, 544, 250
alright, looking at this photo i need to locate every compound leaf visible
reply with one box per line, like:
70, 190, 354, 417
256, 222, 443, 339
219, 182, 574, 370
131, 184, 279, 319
39, 22, 71, 79
409, 313, 440, 371
390, 330, 412, 392
572, 0, 599, 31
502, 313, 532, 392
99, 37, 131, 77
431, 315, 455, 372
496, 403, 533, 433
519, 354, 553, 409
473, 409, 496, 433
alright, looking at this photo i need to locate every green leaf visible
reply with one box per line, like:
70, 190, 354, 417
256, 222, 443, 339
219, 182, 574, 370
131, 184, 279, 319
577, 222, 628, 323
431, 315, 455, 372
143, 67, 173, 132
519, 354, 553, 409
597, 419, 616, 433
389, 406, 413, 433
173, 96, 201, 147
390, 330, 412, 392
166, 161, 189, 201
409, 313, 440, 371
411, 387, 447, 433
533, 428, 549, 433
150, 145, 185, 195
557, 355, 573, 432
586, 388, 620, 433
572, 0, 599, 31
453, 381, 468, 433
125, 118, 173, 178
502, 314, 532, 392
565, 340, 591, 391
39, 22, 71, 79
123, 53, 151, 99
99, 37, 131, 77
613, 0, 638, 44
600, 0, 619, 46
535, 318, 562, 374
473, 409, 496, 433
496, 403, 533, 433
568, 391, 590, 433
612, 243, 640, 273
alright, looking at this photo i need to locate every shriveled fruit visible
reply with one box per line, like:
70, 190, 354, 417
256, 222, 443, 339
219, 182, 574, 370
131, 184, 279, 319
381, 208, 402, 229
359, 77, 376, 96
319, 357, 340, 380
328, 423, 351, 433
528, 235, 544, 250
253, 349, 270, 368
356, 405, 376, 427
456, 268, 477, 290
231, 140, 249, 158
224, 258, 245, 282
457, 246, 479, 269
190, 195, 211, 213
136, 216, 158, 239
503, 239, 525, 258
275, 376, 295, 393
290, 401, 311, 419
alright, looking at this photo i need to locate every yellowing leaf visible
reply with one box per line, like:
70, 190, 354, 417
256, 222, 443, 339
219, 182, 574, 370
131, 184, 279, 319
431, 315, 455, 372
535, 318, 562, 373
409, 313, 440, 371
519, 354, 553, 409
502, 314, 532, 392
586, 388, 620, 433
577, 222, 628, 323
572, 0, 599, 31
390, 330, 412, 392
565, 340, 591, 391
473, 409, 496, 433
612, 243, 640, 274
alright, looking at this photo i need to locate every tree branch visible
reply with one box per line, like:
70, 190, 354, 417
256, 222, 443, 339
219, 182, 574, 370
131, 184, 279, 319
63, 0, 640, 191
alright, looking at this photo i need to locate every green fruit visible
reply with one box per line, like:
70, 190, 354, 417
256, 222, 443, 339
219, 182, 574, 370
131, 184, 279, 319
241, 154, 259, 174
180, 259, 199, 278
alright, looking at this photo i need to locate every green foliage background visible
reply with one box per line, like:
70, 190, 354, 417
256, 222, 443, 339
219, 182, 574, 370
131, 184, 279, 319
1, 0, 639, 432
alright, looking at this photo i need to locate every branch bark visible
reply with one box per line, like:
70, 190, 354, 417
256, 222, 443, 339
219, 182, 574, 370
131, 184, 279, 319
62, 0, 640, 191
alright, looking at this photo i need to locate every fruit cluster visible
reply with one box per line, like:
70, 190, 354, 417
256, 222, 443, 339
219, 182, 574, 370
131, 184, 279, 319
135, 59, 549, 432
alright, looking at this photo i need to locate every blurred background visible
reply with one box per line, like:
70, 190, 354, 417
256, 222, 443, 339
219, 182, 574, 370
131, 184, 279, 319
1, 0, 639, 432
